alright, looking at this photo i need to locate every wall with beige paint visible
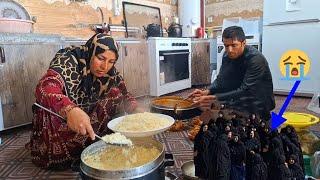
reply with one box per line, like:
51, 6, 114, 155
205, 0, 263, 29
15, 0, 177, 39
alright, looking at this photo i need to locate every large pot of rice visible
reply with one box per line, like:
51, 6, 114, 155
80, 137, 174, 179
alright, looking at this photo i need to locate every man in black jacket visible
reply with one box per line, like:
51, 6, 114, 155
192, 26, 275, 120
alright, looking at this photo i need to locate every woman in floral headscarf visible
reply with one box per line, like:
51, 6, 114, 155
30, 33, 139, 169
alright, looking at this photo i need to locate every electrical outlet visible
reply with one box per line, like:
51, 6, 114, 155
208, 16, 213, 23
164, 17, 169, 24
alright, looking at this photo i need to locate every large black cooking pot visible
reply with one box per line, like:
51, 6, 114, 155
167, 23, 182, 37
143, 23, 163, 38
150, 96, 202, 120
79, 138, 174, 180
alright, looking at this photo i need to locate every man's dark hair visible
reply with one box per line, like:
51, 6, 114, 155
222, 26, 246, 42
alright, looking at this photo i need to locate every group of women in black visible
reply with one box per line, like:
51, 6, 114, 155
194, 108, 305, 180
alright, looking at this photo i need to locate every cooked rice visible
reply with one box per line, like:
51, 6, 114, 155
84, 145, 160, 170
101, 133, 132, 146
115, 112, 171, 131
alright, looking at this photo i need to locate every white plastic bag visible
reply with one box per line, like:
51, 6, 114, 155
311, 151, 320, 178
307, 93, 320, 115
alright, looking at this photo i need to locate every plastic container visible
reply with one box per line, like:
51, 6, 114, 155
0, 18, 34, 33
282, 112, 319, 132
307, 93, 320, 114
196, 27, 204, 38
304, 155, 313, 176
311, 151, 320, 178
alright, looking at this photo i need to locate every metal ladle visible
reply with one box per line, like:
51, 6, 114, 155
33, 103, 131, 146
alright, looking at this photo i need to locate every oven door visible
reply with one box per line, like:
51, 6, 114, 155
159, 50, 190, 84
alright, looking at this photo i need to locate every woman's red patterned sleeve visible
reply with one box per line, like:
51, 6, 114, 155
35, 69, 77, 118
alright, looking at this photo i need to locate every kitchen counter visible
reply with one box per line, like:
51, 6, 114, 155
0, 33, 215, 45
0, 33, 144, 44
64, 37, 144, 43
0, 33, 64, 44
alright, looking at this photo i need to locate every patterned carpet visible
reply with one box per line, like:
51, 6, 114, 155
0, 90, 319, 179
0, 126, 193, 179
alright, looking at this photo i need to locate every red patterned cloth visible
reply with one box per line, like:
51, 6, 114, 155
30, 70, 137, 169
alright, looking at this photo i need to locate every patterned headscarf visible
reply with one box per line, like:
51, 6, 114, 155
49, 33, 122, 112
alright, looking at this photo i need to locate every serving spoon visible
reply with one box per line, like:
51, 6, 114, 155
95, 134, 132, 146
173, 95, 192, 114
33, 102, 132, 146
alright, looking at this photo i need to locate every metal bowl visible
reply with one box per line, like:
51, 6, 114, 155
80, 138, 165, 179
150, 96, 201, 119
181, 160, 199, 180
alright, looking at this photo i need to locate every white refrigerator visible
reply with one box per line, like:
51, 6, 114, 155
262, 0, 320, 95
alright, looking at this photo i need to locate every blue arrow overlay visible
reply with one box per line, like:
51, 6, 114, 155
271, 80, 301, 131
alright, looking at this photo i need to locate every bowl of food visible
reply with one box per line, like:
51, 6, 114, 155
107, 112, 175, 137
283, 112, 319, 132
150, 96, 201, 119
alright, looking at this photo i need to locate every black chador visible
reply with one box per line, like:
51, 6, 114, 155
231, 113, 241, 127
257, 120, 269, 146
281, 134, 301, 162
268, 155, 291, 180
281, 126, 304, 171
288, 154, 304, 180
229, 133, 246, 180
238, 125, 247, 143
207, 134, 231, 180
268, 134, 290, 180
216, 111, 225, 131
248, 152, 268, 180
281, 126, 299, 144
194, 125, 215, 179
245, 130, 261, 153
249, 113, 261, 127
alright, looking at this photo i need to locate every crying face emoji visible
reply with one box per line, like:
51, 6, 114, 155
279, 49, 311, 80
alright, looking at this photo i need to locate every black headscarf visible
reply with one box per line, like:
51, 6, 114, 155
49, 33, 121, 112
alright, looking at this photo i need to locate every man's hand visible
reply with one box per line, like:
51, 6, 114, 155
66, 107, 95, 140
189, 89, 209, 98
192, 95, 217, 111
